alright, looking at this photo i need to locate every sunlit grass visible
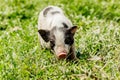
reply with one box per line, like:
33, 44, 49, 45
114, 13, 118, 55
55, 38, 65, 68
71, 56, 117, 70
0, 0, 120, 79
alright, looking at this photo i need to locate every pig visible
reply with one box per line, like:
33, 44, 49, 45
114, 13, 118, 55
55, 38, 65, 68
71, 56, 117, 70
38, 6, 77, 60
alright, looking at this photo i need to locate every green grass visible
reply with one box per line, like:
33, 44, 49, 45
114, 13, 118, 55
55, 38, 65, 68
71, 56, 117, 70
0, 0, 120, 79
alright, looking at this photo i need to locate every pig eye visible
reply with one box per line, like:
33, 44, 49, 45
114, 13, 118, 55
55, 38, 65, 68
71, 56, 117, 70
65, 36, 74, 45
50, 40, 55, 50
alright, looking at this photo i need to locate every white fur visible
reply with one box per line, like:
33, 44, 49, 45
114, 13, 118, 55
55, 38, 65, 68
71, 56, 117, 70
38, 6, 77, 59
38, 6, 73, 48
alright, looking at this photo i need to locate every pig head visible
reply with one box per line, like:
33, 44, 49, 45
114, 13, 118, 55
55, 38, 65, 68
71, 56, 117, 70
38, 26, 77, 60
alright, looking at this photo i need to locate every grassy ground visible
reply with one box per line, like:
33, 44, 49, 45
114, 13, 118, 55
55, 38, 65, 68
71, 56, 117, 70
0, 0, 120, 79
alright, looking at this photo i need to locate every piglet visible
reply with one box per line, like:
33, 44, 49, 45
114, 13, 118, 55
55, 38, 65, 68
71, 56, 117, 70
38, 6, 77, 60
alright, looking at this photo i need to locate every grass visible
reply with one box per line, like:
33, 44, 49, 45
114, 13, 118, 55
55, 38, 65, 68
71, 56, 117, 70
0, 0, 120, 79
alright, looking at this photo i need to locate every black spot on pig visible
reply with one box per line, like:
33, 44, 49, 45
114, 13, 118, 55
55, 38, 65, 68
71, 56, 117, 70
43, 7, 53, 17
38, 27, 56, 50
51, 11, 60, 15
62, 22, 68, 28
49, 27, 56, 50
49, 35, 55, 50
64, 34, 74, 45
50, 39, 55, 50
38, 30, 50, 42
64, 26, 77, 45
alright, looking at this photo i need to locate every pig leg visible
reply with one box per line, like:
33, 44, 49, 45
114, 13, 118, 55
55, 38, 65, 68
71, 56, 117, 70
67, 45, 77, 60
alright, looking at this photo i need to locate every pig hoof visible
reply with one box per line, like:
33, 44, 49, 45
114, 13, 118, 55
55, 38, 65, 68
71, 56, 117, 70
58, 53, 67, 59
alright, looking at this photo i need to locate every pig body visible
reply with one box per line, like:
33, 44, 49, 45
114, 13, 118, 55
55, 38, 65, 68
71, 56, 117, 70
38, 6, 77, 60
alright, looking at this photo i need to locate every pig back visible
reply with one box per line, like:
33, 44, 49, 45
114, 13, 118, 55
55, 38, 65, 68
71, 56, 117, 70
38, 6, 73, 30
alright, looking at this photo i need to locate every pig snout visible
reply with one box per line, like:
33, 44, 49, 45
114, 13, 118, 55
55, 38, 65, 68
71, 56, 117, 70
57, 51, 67, 59
56, 47, 68, 59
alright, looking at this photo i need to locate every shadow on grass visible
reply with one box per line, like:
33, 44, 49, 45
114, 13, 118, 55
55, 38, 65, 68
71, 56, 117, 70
0, 25, 7, 31
76, 48, 90, 60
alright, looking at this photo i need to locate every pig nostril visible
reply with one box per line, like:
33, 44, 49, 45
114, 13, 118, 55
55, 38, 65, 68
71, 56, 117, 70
58, 52, 67, 59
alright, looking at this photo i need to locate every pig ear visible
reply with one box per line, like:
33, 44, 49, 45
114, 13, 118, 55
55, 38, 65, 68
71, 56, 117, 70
38, 29, 50, 42
68, 26, 77, 35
